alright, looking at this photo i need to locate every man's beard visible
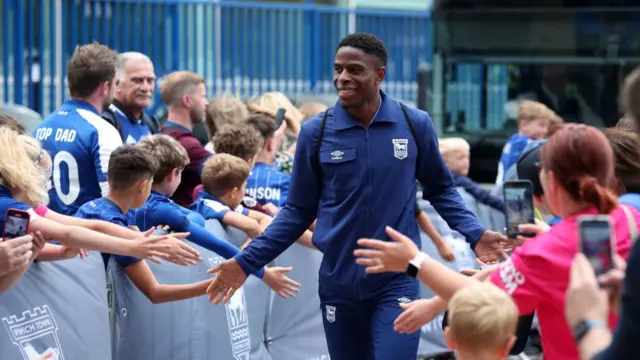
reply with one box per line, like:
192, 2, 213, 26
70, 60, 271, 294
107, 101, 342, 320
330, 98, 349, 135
189, 109, 204, 124
102, 98, 113, 112
339, 98, 363, 109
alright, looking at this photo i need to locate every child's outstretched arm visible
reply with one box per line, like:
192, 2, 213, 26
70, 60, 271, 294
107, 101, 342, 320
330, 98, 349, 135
126, 260, 211, 304
415, 206, 455, 262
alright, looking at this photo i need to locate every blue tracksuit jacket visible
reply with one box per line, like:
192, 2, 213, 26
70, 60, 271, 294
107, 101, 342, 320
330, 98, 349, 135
235, 91, 486, 300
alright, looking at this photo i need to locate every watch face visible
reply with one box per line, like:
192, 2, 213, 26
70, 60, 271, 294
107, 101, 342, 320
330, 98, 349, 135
242, 196, 257, 208
406, 264, 418, 278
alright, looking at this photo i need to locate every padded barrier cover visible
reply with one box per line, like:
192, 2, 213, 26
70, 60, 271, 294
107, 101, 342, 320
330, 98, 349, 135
416, 198, 480, 358
0, 252, 110, 360
109, 224, 272, 360
266, 243, 330, 360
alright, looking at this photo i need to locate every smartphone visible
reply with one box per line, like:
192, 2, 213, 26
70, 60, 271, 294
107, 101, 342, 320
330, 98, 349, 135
274, 108, 286, 128
503, 180, 536, 239
578, 215, 615, 276
3, 208, 30, 240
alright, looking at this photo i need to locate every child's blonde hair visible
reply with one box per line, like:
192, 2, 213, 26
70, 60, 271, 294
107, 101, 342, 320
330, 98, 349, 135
517, 100, 553, 125
205, 93, 249, 140
447, 282, 518, 352
298, 102, 328, 122
247, 92, 302, 136
439, 137, 470, 156
0, 128, 49, 206
201, 154, 251, 198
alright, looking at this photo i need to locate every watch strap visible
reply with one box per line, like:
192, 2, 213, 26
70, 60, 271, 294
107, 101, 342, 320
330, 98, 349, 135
406, 252, 427, 278
573, 319, 607, 344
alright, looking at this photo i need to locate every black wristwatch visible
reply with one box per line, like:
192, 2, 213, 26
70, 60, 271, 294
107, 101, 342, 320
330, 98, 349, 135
406, 252, 428, 278
572, 319, 607, 344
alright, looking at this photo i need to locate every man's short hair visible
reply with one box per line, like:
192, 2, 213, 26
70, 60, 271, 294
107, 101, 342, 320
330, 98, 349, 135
116, 52, 153, 81
447, 282, 518, 352
160, 71, 205, 106
0, 113, 26, 134
244, 114, 277, 143
201, 154, 251, 198
205, 93, 249, 140
212, 123, 262, 161
108, 145, 158, 191
337, 32, 387, 67
439, 137, 470, 156
136, 134, 190, 184
67, 42, 118, 98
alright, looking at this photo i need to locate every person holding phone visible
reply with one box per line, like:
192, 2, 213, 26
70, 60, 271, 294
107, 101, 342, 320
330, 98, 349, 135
353, 124, 640, 360
247, 93, 303, 175
0, 127, 188, 260
0, 234, 46, 293
565, 246, 640, 360
243, 114, 292, 209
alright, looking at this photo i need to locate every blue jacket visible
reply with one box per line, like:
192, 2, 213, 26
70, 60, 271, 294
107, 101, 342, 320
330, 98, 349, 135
235, 92, 486, 299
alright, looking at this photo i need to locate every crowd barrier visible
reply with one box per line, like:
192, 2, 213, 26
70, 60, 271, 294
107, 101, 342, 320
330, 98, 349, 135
0, 190, 499, 360
0, 251, 110, 360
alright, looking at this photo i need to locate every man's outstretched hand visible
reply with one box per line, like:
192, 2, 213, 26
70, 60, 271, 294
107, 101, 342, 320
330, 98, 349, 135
474, 230, 508, 263
206, 258, 249, 304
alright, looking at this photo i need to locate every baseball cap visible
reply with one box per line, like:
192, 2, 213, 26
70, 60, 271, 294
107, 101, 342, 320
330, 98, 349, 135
514, 139, 547, 197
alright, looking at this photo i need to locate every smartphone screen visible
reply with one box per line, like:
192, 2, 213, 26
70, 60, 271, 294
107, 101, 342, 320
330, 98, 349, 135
3, 209, 30, 240
274, 108, 286, 128
503, 180, 535, 239
579, 218, 614, 276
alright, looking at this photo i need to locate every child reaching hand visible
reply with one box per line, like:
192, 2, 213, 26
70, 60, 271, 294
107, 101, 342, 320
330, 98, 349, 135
414, 200, 455, 262
440, 137, 504, 212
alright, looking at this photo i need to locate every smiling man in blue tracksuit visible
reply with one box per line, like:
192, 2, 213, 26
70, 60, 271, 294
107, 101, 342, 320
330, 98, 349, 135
206, 33, 506, 360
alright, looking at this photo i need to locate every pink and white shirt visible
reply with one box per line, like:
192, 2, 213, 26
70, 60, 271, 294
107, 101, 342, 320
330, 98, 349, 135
491, 206, 638, 360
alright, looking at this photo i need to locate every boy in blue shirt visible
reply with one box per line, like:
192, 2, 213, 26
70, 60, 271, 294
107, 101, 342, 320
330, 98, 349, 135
191, 153, 315, 250
75, 145, 212, 303
243, 114, 291, 208
439, 137, 504, 212
131, 134, 300, 297
496, 100, 553, 184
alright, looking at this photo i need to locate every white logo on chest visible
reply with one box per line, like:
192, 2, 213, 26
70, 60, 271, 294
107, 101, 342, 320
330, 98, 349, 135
392, 138, 409, 160
330, 150, 344, 161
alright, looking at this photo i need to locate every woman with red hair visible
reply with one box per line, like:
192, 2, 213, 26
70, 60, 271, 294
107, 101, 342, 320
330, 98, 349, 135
353, 124, 640, 360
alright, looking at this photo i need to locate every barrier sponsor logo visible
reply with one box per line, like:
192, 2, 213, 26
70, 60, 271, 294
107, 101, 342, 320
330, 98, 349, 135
2, 305, 65, 360
209, 257, 250, 360
392, 139, 408, 160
